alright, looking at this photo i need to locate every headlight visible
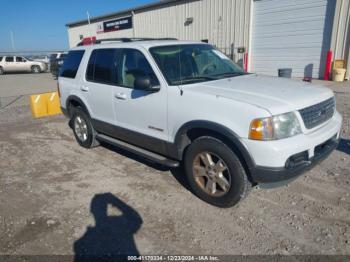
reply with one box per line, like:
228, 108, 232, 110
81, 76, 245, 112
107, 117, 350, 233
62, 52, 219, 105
249, 112, 302, 140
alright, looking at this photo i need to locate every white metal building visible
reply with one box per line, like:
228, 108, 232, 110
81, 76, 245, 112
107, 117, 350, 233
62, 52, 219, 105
66, 0, 350, 79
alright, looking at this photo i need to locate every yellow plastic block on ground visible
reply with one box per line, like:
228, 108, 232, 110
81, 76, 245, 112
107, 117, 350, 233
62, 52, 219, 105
47, 92, 62, 116
29, 92, 62, 118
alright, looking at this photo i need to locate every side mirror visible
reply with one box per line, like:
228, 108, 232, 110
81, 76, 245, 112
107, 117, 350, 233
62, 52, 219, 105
134, 75, 160, 92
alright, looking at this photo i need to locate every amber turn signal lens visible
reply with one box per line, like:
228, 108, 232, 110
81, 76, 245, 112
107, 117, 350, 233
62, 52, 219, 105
249, 119, 263, 140
249, 118, 274, 141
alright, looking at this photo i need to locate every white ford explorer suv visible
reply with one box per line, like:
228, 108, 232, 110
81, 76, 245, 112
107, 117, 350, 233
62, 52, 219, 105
0, 56, 46, 75
58, 38, 342, 207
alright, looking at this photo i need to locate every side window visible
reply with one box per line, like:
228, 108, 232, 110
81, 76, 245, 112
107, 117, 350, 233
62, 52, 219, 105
16, 57, 23, 62
0, 57, 3, 62
118, 49, 159, 88
60, 50, 85, 79
86, 49, 117, 85
5, 57, 14, 62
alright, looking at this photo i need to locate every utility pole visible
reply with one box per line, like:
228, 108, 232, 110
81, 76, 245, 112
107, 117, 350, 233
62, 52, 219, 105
10, 30, 15, 51
87, 11, 93, 39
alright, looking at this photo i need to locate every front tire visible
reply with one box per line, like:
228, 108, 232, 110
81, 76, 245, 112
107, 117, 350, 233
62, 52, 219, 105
31, 65, 41, 74
184, 137, 251, 208
0, 67, 4, 75
71, 107, 99, 148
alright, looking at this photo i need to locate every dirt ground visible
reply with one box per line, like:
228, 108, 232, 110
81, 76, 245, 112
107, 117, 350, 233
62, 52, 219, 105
0, 74, 349, 259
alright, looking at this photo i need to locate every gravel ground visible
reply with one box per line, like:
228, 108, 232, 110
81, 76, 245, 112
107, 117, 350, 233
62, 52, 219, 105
0, 73, 56, 98
0, 77, 349, 259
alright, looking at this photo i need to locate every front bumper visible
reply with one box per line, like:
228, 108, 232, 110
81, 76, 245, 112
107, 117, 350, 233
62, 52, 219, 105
249, 135, 339, 183
242, 112, 342, 184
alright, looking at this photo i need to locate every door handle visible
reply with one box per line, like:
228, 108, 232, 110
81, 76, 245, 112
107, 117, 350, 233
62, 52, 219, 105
80, 86, 89, 92
115, 93, 127, 100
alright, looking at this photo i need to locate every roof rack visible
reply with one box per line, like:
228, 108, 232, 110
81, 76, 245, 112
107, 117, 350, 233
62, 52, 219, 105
77, 37, 178, 46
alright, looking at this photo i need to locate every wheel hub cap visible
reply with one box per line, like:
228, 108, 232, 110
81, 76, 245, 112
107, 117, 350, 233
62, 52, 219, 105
193, 152, 231, 197
74, 116, 88, 142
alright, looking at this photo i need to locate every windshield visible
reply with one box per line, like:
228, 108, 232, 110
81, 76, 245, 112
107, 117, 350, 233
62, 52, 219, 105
150, 44, 245, 85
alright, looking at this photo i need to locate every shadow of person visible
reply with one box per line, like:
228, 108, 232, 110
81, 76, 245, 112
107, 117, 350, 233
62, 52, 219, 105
74, 193, 142, 262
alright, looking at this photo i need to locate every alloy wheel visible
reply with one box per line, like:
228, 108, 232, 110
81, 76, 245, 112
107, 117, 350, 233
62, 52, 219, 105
74, 116, 88, 142
192, 152, 231, 197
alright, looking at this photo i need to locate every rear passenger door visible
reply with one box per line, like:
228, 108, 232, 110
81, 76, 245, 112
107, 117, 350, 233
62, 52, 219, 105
4, 57, 15, 71
112, 48, 168, 149
81, 48, 117, 125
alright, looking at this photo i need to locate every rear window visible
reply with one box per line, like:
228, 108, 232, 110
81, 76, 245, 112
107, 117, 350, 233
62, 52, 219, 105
86, 49, 118, 85
60, 50, 85, 79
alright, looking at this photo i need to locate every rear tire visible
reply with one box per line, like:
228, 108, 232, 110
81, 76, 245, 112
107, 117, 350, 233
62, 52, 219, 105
184, 136, 251, 208
31, 65, 41, 74
70, 107, 99, 148
0, 67, 4, 75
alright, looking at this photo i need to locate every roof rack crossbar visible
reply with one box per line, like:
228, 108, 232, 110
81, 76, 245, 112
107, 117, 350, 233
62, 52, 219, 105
77, 37, 178, 46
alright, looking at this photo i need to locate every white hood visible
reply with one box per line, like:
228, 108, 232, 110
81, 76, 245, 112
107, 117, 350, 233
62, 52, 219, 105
185, 74, 334, 115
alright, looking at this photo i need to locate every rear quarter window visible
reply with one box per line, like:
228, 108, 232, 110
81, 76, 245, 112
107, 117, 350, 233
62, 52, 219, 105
60, 50, 85, 79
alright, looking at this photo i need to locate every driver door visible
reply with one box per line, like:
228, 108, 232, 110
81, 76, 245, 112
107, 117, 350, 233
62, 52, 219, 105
112, 48, 168, 153
15, 57, 28, 71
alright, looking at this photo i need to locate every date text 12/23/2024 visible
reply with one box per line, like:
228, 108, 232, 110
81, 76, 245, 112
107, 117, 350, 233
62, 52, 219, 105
128, 256, 220, 261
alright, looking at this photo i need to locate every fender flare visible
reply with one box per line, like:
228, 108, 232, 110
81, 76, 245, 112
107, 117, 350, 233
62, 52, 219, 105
66, 95, 91, 117
173, 120, 255, 169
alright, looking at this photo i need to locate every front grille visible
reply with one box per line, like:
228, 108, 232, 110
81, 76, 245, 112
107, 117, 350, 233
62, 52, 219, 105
299, 97, 335, 129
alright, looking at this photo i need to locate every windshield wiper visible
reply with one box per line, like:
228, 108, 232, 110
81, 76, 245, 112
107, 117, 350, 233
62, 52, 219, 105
174, 76, 217, 85
213, 72, 247, 79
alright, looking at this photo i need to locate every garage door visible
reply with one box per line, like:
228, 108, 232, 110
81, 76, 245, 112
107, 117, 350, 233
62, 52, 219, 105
251, 0, 335, 78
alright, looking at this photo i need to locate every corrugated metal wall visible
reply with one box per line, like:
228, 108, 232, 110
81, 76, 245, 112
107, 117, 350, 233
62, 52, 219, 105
250, 0, 335, 78
134, 0, 250, 52
331, 0, 350, 79
67, 0, 251, 62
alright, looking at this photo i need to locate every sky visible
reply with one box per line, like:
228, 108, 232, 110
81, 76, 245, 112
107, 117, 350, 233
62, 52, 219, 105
0, 0, 156, 52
